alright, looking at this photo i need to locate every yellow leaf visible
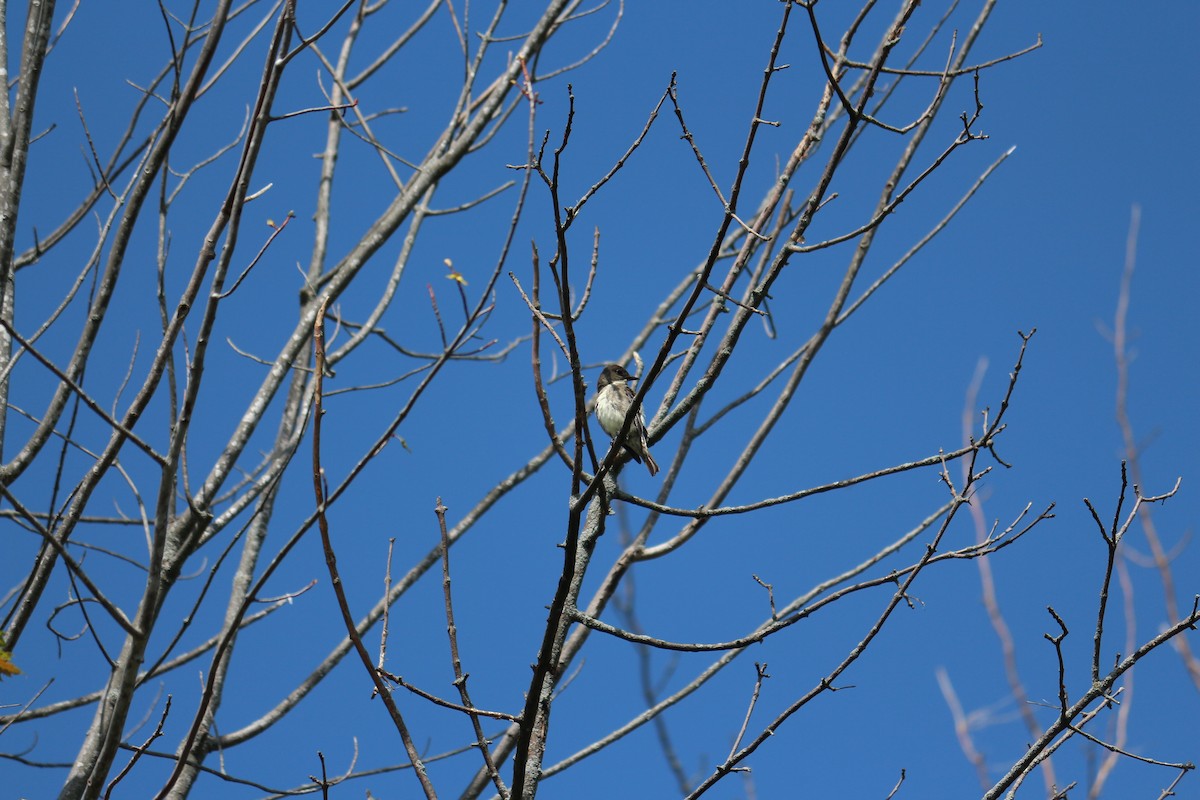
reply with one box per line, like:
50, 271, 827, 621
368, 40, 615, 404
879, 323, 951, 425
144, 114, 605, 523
443, 258, 468, 286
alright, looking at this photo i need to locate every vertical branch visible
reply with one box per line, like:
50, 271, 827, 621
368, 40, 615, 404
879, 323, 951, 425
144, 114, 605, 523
0, 0, 58, 454
960, 357, 1057, 793
511, 89, 597, 796
1084, 465, 1126, 684
936, 667, 990, 789
1088, 555, 1137, 799
309, 298, 437, 800
1111, 205, 1200, 690
436, 498, 508, 798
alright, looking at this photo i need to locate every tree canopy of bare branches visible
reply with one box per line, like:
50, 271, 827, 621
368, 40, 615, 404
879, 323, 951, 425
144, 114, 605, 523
1, 2, 1197, 799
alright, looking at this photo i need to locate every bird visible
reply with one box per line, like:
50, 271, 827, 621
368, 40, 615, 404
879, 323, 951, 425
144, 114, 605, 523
594, 363, 659, 476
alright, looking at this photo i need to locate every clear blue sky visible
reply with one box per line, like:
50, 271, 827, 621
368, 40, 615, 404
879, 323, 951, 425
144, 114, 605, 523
3, 3, 1198, 798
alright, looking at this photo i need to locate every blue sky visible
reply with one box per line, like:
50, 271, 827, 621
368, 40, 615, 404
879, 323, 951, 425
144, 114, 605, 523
2, 2, 1198, 798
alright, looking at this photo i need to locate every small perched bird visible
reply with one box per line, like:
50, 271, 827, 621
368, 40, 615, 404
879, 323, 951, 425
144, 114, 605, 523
594, 363, 659, 476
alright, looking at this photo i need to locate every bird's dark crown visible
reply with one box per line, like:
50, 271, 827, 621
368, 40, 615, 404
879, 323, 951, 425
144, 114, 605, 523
597, 363, 634, 389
